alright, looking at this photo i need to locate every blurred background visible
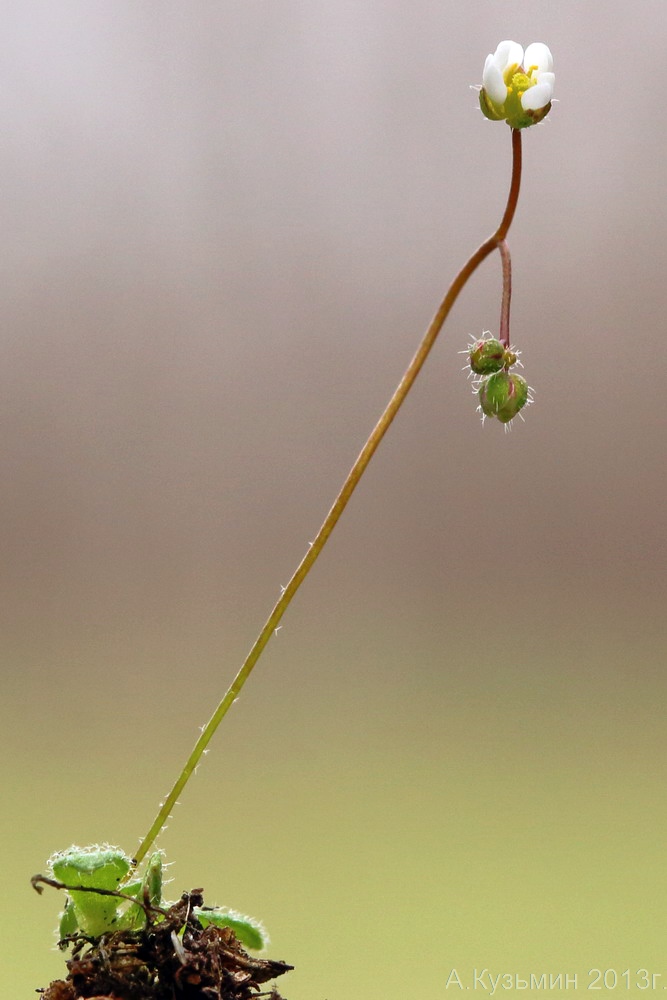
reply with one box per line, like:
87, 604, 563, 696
2, 2, 665, 997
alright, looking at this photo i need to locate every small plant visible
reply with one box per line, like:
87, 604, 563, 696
33, 847, 288, 999
33, 38, 556, 1000
40, 846, 266, 950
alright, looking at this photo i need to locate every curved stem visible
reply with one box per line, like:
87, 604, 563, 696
496, 128, 522, 241
133, 127, 523, 867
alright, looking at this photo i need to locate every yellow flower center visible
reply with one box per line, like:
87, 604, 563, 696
509, 71, 532, 99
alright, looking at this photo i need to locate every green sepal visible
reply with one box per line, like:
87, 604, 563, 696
195, 907, 268, 951
479, 89, 505, 122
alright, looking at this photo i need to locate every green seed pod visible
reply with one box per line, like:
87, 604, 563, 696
478, 372, 529, 423
469, 337, 506, 375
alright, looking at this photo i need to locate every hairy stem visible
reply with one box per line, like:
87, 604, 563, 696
133, 127, 523, 866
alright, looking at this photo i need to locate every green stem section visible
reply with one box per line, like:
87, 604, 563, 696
133, 127, 522, 866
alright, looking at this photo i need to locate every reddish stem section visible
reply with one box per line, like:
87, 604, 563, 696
498, 239, 512, 348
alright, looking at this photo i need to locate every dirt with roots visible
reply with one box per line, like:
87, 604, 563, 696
38, 889, 293, 1000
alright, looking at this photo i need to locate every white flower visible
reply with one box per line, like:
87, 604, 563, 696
480, 40, 554, 129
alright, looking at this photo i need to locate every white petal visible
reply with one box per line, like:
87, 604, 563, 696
483, 59, 507, 105
521, 81, 552, 111
537, 71, 555, 96
493, 40, 523, 71
523, 42, 553, 74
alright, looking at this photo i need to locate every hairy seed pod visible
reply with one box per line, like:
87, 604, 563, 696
478, 372, 529, 423
469, 337, 507, 374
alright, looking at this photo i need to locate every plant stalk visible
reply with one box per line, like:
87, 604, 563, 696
133, 127, 523, 866
498, 240, 512, 348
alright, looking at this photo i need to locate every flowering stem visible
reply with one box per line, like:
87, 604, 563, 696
133, 127, 523, 867
498, 239, 512, 348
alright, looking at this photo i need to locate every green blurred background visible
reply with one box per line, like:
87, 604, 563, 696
2, 2, 666, 997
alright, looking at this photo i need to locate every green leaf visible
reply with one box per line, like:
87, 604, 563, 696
48, 845, 132, 937
58, 899, 78, 942
118, 852, 164, 930
195, 906, 268, 951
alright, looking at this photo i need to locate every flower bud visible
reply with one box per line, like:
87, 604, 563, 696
478, 372, 529, 423
469, 337, 506, 375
